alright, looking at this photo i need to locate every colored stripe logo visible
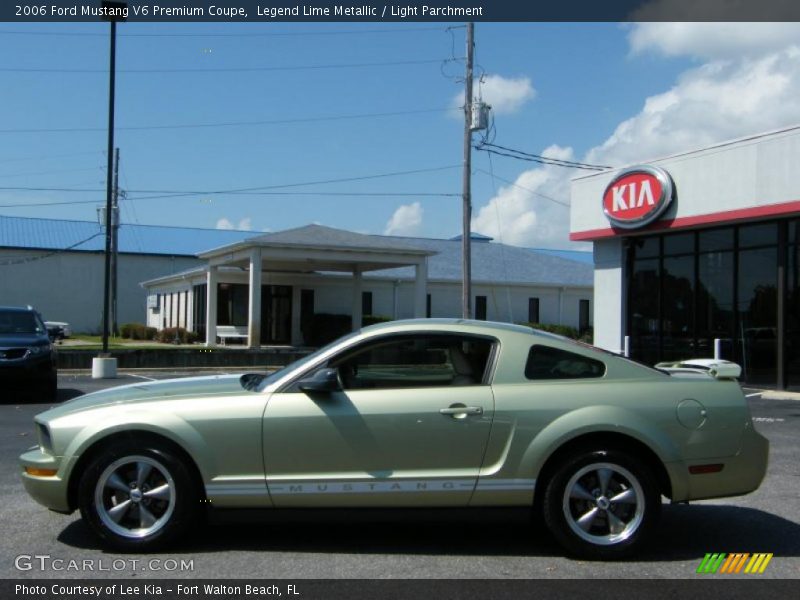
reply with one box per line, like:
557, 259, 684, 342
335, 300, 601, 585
697, 553, 773, 574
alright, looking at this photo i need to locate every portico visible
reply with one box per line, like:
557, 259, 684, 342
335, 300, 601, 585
197, 225, 434, 348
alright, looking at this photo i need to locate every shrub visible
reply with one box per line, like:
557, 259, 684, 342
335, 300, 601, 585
155, 327, 199, 344
120, 323, 157, 340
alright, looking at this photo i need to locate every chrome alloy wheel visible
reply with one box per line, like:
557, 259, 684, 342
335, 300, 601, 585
94, 455, 176, 539
561, 462, 645, 546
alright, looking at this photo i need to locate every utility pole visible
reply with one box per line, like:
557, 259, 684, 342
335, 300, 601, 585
461, 22, 475, 319
100, 6, 121, 355
111, 147, 120, 337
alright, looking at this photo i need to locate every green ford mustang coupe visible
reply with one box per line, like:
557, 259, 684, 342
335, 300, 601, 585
20, 319, 768, 558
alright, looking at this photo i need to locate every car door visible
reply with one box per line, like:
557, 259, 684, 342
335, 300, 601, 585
262, 333, 496, 507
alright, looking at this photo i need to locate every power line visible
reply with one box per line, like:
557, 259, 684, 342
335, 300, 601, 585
474, 142, 612, 172
0, 107, 458, 134
0, 150, 104, 164
0, 232, 103, 266
474, 167, 570, 208
0, 166, 103, 180
0, 26, 447, 38
0, 164, 462, 207
0, 57, 454, 74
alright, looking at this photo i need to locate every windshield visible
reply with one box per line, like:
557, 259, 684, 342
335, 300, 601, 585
0, 311, 45, 335
256, 330, 363, 391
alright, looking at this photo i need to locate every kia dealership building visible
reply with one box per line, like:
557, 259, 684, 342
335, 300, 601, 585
570, 126, 800, 389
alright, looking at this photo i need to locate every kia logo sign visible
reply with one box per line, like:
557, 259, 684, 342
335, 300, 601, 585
602, 165, 675, 229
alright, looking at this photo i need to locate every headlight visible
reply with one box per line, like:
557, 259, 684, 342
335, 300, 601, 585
36, 423, 53, 454
28, 344, 51, 355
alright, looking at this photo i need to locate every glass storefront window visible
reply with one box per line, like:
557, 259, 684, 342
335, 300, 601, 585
662, 256, 695, 361
739, 223, 779, 248
663, 233, 695, 256
630, 236, 659, 259
736, 247, 778, 387
697, 251, 735, 358
789, 220, 800, 246
788, 243, 800, 388
699, 228, 734, 253
627, 220, 783, 387
629, 258, 660, 366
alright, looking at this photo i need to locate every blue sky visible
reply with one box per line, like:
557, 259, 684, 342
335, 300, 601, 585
2, 22, 799, 248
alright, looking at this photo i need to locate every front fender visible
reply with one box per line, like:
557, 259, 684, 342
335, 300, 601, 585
60, 410, 215, 485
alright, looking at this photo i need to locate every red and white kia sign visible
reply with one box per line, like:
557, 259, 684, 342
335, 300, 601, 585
602, 165, 675, 229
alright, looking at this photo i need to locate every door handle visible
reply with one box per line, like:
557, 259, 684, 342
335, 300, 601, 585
439, 405, 483, 416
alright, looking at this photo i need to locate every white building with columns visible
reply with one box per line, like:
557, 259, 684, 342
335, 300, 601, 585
142, 224, 594, 348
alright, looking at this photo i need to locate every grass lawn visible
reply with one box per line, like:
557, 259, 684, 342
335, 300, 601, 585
59, 335, 197, 350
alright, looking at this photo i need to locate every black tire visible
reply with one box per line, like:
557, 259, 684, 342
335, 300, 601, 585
77, 440, 200, 552
542, 449, 660, 560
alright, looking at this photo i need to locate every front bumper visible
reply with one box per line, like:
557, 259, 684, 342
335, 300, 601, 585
0, 351, 56, 384
19, 447, 73, 513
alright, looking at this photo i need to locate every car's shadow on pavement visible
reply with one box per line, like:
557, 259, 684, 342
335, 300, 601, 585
57, 504, 800, 560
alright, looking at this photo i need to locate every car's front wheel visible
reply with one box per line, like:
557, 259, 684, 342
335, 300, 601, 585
542, 449, 660, 559
78, 441, 199, 551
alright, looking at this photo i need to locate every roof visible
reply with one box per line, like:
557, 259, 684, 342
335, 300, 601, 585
360, 234, 593, 287
528, 248, 594, 265
199, 224, 433, 258
2, 215, 593, 288
0, 215, 254, 256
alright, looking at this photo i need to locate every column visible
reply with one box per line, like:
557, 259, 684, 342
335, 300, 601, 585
205, 265, 218, 347
248, 248, 262, 348
351, 266, 363, 331
414, 258, 427, 318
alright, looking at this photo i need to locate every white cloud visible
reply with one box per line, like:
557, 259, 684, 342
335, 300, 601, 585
384, 202, 423, 236
216, 217, 252, 231
586, 47, 800, 167
453, 75, 536, 116
472, 146, 579, 249
628, 22, 800, 60
472, 26, 800, 249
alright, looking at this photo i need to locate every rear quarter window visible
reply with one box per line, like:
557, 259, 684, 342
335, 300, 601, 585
525, 345, 606, 380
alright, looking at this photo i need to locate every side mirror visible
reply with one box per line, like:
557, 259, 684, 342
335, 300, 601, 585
297, 368, 342, 394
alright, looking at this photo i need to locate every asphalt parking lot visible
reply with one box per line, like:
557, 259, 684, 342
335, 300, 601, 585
1, 371, 799, 579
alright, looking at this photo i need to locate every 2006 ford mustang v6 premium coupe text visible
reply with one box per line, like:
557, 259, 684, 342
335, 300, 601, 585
20, 319, 768, 558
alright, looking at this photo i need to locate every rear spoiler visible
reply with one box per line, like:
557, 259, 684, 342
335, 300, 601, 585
654, 359, 742, 380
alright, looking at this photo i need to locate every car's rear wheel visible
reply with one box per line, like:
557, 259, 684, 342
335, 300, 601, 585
542, 449, 660, 559
78, 440, 199, 551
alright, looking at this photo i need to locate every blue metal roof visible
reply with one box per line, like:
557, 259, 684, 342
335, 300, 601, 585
364, 235, 593, 287
0, 215, 254, 256
1, 215, 593, 287
527, 248, 594, 265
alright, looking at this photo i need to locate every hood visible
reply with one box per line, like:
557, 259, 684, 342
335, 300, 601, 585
0, 333, 49, 347
39, 373, 264, 420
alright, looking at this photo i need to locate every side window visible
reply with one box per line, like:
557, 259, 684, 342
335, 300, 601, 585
329, 335, 493, 390
525, 345, 605, 380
